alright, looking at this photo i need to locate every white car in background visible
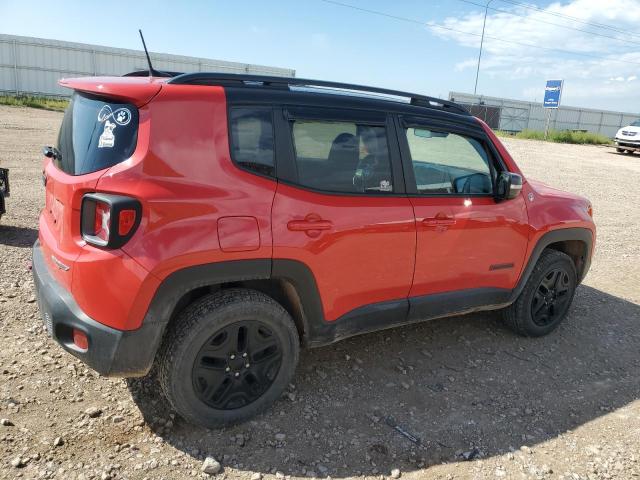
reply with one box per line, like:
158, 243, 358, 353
615, 119, 640, 154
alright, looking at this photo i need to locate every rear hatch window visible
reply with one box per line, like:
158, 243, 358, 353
55, 92, 139, 175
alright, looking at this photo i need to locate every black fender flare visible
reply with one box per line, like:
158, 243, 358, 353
509, 227, 594, 303
113, 259, 272, 376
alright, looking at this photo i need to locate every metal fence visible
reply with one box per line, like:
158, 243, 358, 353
449, 91, 639, 138
0, 34, 295, 98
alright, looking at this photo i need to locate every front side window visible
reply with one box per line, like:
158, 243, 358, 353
229, 107, 275, 177
405, 128, 493, 195
291, 120, 393, 194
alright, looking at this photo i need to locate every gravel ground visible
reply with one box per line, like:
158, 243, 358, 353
0, 105, 639, 480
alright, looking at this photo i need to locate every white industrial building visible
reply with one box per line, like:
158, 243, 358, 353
0, 33, 295, 98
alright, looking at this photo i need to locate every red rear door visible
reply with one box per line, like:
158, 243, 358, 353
271, 108, 415, 322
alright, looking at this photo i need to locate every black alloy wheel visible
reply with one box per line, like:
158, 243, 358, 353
192, 320, 283, 410
530, 268, 572, 327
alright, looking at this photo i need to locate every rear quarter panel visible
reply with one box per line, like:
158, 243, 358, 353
96, 85, 277, 323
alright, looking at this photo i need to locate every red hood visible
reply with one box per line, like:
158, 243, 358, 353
59, 76, 167, 107
528, 178, 588, 204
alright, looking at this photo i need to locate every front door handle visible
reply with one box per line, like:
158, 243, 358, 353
422, 212, 456, 226
287, 214, 333, 237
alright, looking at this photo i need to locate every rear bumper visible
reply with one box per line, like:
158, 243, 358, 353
32, 240, 160, 377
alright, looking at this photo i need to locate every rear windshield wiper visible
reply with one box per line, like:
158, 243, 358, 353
42, 146, 62, 161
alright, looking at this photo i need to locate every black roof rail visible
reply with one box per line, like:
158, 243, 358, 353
123, 69, 183, 78
167, 72, 470, 116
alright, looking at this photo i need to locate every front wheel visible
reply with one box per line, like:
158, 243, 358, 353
158, 289, 299, 429
616, 147, 625, 153
503, 250, 577, 337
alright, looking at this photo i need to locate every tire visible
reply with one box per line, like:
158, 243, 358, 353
616, 148, 625, 153
158, 288, 300, 429
503, 249, 577, 337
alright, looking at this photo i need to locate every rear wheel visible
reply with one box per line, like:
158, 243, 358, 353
503, 250, 577, 337
158, 288, 299, 428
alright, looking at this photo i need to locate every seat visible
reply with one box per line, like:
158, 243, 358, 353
323, 133, 359, 191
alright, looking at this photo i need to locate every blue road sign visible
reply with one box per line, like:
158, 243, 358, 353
543, 80, 563, 108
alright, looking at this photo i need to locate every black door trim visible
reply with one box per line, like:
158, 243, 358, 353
304, 287, 511, 348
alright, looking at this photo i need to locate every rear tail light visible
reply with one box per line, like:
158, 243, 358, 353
94, 202, 111, 241
81, 193, 141, 249
118, 209, 137, 236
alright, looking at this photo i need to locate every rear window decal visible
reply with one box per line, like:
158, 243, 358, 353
98, 105, 132, 126
99, 120, 116, 148
97, 105, 132, 149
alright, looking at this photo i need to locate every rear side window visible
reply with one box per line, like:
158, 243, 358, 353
56, 93, 138, 175
405, 128, 493, 195
291, 120, 393, 194
229, 107, 275, 177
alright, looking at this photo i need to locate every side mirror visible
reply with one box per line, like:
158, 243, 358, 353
496, 172, 522, 200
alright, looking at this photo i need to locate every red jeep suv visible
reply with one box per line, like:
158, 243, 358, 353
33, 72, 595, 428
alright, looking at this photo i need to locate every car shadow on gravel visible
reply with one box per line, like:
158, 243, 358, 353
127, 284, 640, 478
0, 225, 38, 248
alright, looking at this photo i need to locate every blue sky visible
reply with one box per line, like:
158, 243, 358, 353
1, 0, 639, 111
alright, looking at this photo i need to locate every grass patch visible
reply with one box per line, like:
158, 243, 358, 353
496, 129, 612, 145
493, 130, 512, 138
0, 95, 68, 112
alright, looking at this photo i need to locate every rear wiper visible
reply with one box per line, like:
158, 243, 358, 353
42, 146, 62, 161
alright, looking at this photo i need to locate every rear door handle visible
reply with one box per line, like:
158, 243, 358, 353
287, 214, 333, 237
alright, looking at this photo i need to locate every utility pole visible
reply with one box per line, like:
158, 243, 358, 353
474, 0, 494, 95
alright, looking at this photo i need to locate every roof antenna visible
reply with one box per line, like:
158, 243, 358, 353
138, 29, 160, 77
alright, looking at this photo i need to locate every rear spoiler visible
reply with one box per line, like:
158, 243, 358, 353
123, 70, 182, 78
58, 76, 164, 107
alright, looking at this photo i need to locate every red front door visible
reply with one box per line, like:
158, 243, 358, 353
398, 120, 530, 300
410, 195, 529, 297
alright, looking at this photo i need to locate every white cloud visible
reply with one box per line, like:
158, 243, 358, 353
428, 0, 640, 110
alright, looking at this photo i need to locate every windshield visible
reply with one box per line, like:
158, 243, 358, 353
631, 120, 640, 127
55, 93, 139, 175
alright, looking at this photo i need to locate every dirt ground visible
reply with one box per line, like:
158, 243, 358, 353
0, 105, 639, 480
